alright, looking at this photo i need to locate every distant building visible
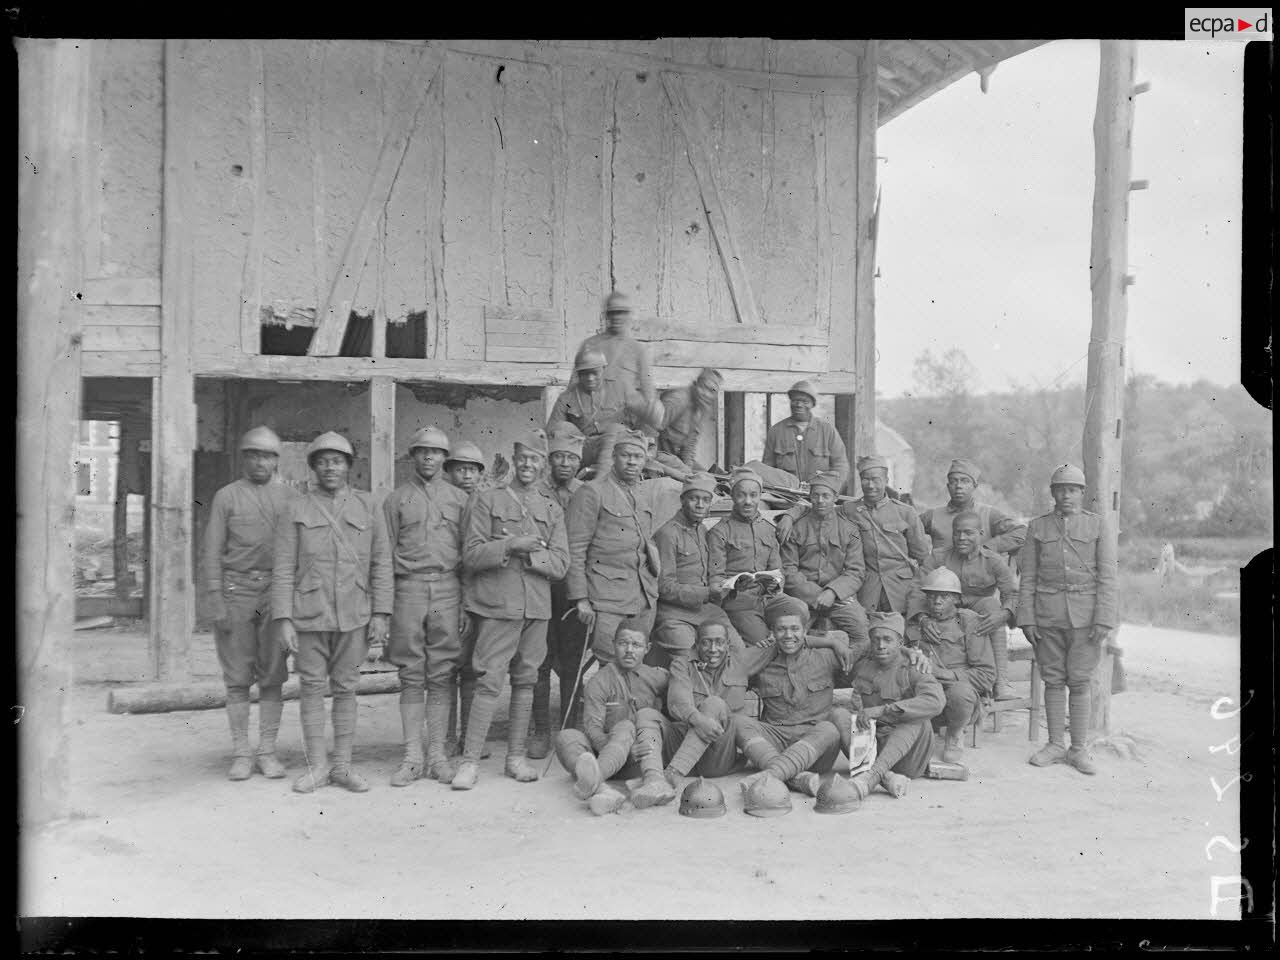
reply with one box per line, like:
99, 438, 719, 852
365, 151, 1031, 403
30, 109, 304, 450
877, 420, 915, 495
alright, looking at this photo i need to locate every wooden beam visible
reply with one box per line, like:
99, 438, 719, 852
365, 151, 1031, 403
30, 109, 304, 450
723, 391, 746, 470
661, 72, 762, 328
852, 43, 879, 461
1082, 40, 1137, 748
114, 420, 132, 600
369, 376, 397, 499
80, 277, 162, 306
834, 394, 856, 495
151, 38, 198, 683
634, 318, 827, 347
239, 40, 267, 356
308, 46, 441, 356
17, 36, 90, 827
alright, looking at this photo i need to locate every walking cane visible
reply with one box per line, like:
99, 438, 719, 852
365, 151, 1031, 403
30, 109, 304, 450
543, 607, 597, 777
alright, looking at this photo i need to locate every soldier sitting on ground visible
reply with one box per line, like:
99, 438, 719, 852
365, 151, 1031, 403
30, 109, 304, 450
908, 510, 1021, 700
846, 612, 946, 801
904, 568, 995, 764
553, 621, 672, 815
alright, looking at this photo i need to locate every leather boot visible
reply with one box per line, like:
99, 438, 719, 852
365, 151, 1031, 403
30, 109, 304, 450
1067, 686, 1096, 775
255, 694, 286, 778
390, 697, 426, 787
1030, 685, 1068, 766
458, 675, 491, 759
991, 627, 1018, 700
629, 724, 675, 808
666, 726, 710, 778
329, 695, 369, 793
527, 673, 552, 760
587, 783, 627, 816
226, 698, 253, 781
452, 692, 497, 790
503, 686, 540, 783
942, 730, 964, 764
293, 695, 331, 794
445, 679, 460, 759
424, 689, 459, 782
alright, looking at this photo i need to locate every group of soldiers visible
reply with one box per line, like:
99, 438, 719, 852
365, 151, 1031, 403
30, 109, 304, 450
202, 291, 1118, 815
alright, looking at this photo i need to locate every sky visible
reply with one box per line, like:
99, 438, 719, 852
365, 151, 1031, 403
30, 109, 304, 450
874, 40, 1245, 398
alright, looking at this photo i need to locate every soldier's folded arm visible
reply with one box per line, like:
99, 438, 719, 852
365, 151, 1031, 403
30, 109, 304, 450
525, 503, 570, 582
461, 492, 510, 573
1015, 524, 1040, 630
270, 499, 300, 623
827, 532, 864, 600
892, 666, 947, 721
201, 488, 231, 599
665, 657, 700, 723
369, 504, 394, 620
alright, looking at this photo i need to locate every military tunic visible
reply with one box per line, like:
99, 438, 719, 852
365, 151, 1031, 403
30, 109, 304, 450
906, 608, 994, 732
657, 385, 708, 469
842, 495, 929, 614
737, 645, 851, 773
847, 650, 946, 779
907, 545, 1019, 622
578, 331, 655, 404
919, 499, 1028, 556
762, 416, 850, 489
537, 476, 588, 685
781, 510, 869, 645
665, 645, 777, 776
707, 513, 780, 646
652, 512, 742, 661
202, 478, 297, 691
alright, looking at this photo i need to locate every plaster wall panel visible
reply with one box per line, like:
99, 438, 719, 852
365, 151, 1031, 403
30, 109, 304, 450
759, 91, 819, 327
497, 60, 556, 311
560, 65, 608, 356
610, 69, 667, 315
380, 45, 431, 325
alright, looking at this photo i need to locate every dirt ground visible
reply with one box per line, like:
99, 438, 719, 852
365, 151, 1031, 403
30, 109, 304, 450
20, 624, 1242, 920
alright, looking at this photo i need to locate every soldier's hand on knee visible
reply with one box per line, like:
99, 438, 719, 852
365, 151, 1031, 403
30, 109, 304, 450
692, 713, 724, 741
276, 619, 298, 654
815, 589, 838, 612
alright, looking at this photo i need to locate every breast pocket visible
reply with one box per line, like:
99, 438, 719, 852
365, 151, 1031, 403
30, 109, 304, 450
805, 674, 834, 693
490, 502, 525, 539
588, 560, 633, 604
753, 673, 785, 699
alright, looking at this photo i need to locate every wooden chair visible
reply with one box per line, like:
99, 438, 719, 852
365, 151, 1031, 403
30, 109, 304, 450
968, 646, 1042, 747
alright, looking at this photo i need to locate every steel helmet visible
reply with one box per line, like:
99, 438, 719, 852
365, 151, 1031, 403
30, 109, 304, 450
741, 773, 792, 818
787, 380, 818, 404
445, 441, 486, 469
814, 774, 862, 815
574, 348, 608, 373
920, 567, 963, 595
1049, 463, 1087, 488
305, 431, 354, 464
239, 426, 281, 455
407, 425, 450, 455
678, 777, 727, 819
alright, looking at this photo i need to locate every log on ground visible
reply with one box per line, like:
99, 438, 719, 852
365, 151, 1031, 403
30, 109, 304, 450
106, 671, 400, 715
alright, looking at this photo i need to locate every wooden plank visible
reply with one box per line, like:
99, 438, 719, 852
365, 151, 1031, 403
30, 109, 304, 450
1083, 40, 1137, 746
723, 391, 745, 469
80, 276, 161, 306
81, 304, 161, 327
649, 341, 829, 372
486, 345, 563, 363
661, 72, 762, 328
76, 596, 145, 619
813, 93, 833, 331
488, 62, 509, 307
17, 36, 90, 826
485, 305, 560, 326
485, 331, 563, 349
308, 45, 441, 356
369, 376, 396, 498
113, 419, 132, 600
82, 351, 161, 376
81, 325, 161, 352
239, 40, 266, 355
852, 44, 878, 460
634, 317, 827, 347
106, 670, 401, 715
152, 38, 198, 683
485, 319, 562, 338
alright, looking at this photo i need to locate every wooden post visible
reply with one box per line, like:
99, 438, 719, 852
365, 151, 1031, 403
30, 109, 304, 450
17, 37, 91, 826
369, 376, 397, 499
852, 40, 879, 464
150, 39, 198, 682
1082, 40, 1137, 752
723, 392, 745, 469
834, 394, 856, 495
113, 420, 132, 600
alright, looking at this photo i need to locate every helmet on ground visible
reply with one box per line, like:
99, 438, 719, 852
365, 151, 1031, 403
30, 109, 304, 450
679, 778, 727, 819
574, 348, 608, 373
1049, 463, 1087, 488
787, 380, 818, 404
815, 774, 862, 815
742, 773, 792, 818
305, 431, 354, 464
920, 567, 963, 595
239, 426, 281, 455
408, 426, 450, 455
445, 441, 485, 469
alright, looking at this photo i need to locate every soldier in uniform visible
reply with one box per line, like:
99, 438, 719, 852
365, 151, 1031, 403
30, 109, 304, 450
553, 621, 673, 815
576, 289, 656, 407
844, 454, 929, 614
651, 472, 744, 669
272, 432, 392, 794
657, 367, 722, 472
707, 468, 780, 647
905, 568, 995, 763
846, 612, 946, 801
452, 431, 570, 790
547, 348, 657, 478
908, 510, 1021, 700
381, 426, 470, 786
919, 458, 1027, 557
444, 441, 487, 496
1018, 463, 1117, 776
762, 380, 850, 490
780, 470, 870, 653
529, 429, 587, 758
564, 429, 661, 670
201, 426, 297, 781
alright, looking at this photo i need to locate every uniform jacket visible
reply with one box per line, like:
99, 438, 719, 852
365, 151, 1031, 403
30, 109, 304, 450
654, 511, 716, 618
578, 331, 655, 403
750, 646, 844, 726
1016, 510, 1118, 629
272, 487, 394, 632
841, 496, 929, 612
848, 651, 946, 727
381, 473, 468, 578
707, 512, 780, 611
565, 472, 660, 614
582, 662, 669, 751
762, 416, 849, 489
919, 499, 1027, 556
462, 480, 570, 620
667, 645, 777, 721
658, 386, 706, 466
907, 545, 1019, 620
538, 476, 582, 513
547, 380, 637, 439
201, 478, 297, 592
781, 510, 866, 604
908, 608, 995, 692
